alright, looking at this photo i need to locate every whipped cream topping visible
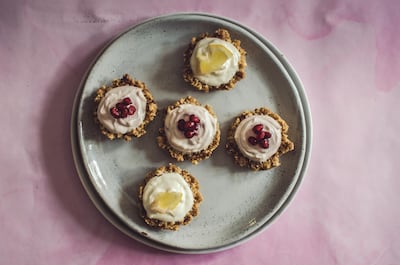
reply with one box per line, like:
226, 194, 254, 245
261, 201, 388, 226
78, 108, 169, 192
164, 104, 218, 154
97, 85, 147, 134
142, 172, 194, 222
234, 115, 282, 162
190, 38, 240, 86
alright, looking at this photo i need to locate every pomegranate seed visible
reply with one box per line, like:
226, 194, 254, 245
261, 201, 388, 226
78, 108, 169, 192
178, 119, 186, 131
116, 102, 125, 110
110, 107, 120, 118
184, 130, 197, 138
122, 97, 132, 105
252, 124, 263, 134
259, 139, 269, 149
264, 131, 272, 138
184, 121, 197, 131
190, 114, 200, 123
248, 136, 258, 145
120, 107, 128, 118
128, 105, 136, 115
257, 131, 266, 140
178, 114, 201, 138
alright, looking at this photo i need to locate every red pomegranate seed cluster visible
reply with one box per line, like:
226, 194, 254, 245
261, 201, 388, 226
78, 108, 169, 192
110, 97, 136, 119
248, 124, 272, 149
177, 114, 201, 139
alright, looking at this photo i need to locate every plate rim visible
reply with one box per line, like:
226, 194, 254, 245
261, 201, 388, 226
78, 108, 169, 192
71, 11, 313, 254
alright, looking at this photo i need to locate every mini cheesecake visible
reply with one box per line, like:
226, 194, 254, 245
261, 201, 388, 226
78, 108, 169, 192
183, 28, 247, 92
138, 164, 203, 230
94, 74, 157, 141
157, 96, 220, 164
226, 108, 294, 170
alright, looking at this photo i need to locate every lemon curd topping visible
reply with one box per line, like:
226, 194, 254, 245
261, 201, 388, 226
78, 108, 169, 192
197, 43, 233, 74
142, 172, 194, 222
190, 38, 240, 86
150, 191, 183, 214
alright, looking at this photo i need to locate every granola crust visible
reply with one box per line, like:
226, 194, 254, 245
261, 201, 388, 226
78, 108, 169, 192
94, 74, 157, 141
138, 163, 203, 231
157, 96, 221, 164
183, 28, 247, 92
226, 108, 295, 171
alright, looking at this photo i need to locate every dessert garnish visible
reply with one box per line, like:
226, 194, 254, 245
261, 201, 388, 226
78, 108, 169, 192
248, 124, 272, 149
177, 114, 201, 139
150, 191, 183, 214
109, 97, 136, 119
197, 43, 233, 74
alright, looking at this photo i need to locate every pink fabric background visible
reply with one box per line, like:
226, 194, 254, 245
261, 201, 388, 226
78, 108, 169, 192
1, 0, 399, 264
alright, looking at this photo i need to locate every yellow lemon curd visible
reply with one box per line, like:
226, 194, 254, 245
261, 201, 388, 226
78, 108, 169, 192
197, 43, 233, 74
150, 191, 183, 213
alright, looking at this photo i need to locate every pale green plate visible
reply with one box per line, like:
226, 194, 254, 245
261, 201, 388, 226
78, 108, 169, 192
71, 13, 312, 253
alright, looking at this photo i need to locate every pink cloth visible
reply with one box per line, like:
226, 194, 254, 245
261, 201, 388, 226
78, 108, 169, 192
1, 0, 399, 264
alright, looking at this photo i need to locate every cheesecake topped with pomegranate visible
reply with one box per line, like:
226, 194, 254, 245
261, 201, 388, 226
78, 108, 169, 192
94, 74, 157, 141
183, 29, 247, 92
157, 96, 220, 164
226, 108, 294, 170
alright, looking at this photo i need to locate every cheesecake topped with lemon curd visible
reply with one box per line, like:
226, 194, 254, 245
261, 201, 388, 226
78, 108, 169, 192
183, 29, 247, 92
138, 164, 203, 230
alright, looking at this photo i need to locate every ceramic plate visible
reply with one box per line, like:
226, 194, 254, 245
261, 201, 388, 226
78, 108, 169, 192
72, 13, 312, 253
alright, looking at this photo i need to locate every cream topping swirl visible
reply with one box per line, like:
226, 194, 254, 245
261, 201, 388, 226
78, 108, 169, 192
142, 172, 194, 222
234, 115, 282, 162
190, 38, 240, 86
164, 104, 218, 154
97, 85, 147, 134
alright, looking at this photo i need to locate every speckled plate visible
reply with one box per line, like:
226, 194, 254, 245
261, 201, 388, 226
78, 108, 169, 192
72, 13, 312, 253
